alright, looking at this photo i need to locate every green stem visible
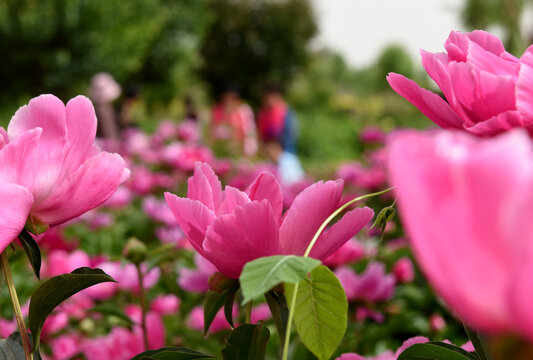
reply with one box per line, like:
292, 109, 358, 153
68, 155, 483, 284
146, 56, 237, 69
245, 300, 253, 324
135, 264, 149, 351
1, 250, 32, 360
281, 187, 393, 360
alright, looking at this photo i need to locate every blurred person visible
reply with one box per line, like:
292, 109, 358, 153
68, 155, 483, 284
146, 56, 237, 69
119, 83, 142, 128
89, 72, 122, 139
210, 86, 257, 157
264, 139, 305, 185
184, 95, 198, 123
258, 84, 298, 154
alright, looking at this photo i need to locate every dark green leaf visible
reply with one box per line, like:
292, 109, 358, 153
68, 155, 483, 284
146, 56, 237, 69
130, 347, 213, 360
224, 281, 240, 328
397, 342, 478, 360
28, 267, 116, 351
0, 332, 41, 360
240, 255, 321, 305
204, 290, 229, 335
221, 323, 270, 360
464, 326, 489, 360
264, 290, 288, 348
285, 265, 347, 360
18, 230, 41, 280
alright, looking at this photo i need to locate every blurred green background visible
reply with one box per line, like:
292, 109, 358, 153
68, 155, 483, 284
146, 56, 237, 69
1, 0, 531, 166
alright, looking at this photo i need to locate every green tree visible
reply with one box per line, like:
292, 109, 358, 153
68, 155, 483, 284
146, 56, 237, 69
200, 0, 317, 102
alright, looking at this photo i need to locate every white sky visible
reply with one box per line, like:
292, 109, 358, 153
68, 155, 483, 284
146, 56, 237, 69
311, 0, 466, 67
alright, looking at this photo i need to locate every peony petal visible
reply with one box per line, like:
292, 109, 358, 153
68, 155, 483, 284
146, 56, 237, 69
164, 193, 215, 258
59, 96, 98, 179
204, 200, 281, 278
246, 172, 283, 223
444, 30, 469, 62
8, 94, 67, 143
387, 73, 463, 129
0, 183, 34, 253
309, 207, 374, 260
466, 41, 519, 77
187, 162, 222, 213
467, 30, 506, 56
516, 45, 533, 119
387, 130, 533, 332
31, 152, 127, 226
279, 180, 344, 255
466, 110, 529, 136
218, 186, 250, 215
0, 128, 7, 149
0, 129, 44, 188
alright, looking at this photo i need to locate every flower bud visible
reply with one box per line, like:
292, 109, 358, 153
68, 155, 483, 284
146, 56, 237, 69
123, 237, 147, 265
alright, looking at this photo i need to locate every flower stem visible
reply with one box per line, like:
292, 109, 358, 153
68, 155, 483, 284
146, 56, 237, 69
1, 250, 32, 360
282, 187, 393, 360
135, 263, 149, 351
245, 300, 253, 324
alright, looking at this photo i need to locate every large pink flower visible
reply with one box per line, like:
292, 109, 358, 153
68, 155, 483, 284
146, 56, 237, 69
165, 162, 374, 278
387, 129, 533, 340
387, 30, 533, 136
0, 94, 129, 252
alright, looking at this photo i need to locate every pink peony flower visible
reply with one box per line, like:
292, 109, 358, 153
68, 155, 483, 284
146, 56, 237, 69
392, 257, 415, 283
50, 334, 81, 360
166, 162, 374, 278
150, 294, 180, 315
323, 239, 365, 268
335, 263, 395, 302
178, 254, 217, 293
387, 129, 533, 339
0, 95, 128, 252
388, 30, 533, 136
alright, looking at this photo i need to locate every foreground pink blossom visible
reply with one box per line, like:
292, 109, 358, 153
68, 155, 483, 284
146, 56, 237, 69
0, 94, 129, 252
166, 162, 374, 278
388, 30, 533, 136
387, 129, 533, 340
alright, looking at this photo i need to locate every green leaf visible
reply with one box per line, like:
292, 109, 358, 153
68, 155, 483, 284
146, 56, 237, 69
397, 342, 478, 360
0, 332, 41, 360
464, 326, 489, 360
18, 230, 41, 280
370, 205, 396, 232
224, 281, 240, 328
264, 290, 288, 347
28, 267, 116, 351
129, 347, 213, 360
90, 305, 134, 327
240, 255, 321, 305
204, 290, 229, 335
285, 265, 347, 360
221, 323, 270, 360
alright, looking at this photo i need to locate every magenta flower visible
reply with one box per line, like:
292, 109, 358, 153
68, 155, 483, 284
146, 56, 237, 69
387, 129, 533, 339
388, 30, 533, 136
165, 162, 374, 279
0, 94, 129, 251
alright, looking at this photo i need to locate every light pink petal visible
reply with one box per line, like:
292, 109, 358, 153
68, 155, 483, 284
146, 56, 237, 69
59, 96, 98, 178
246, 172, 283, 223
0, 128, 7, 149
0, 129, 42, 186
279, 180, 344, 255
448, 63, 516, 122
31, 152, 126, 226
516, 45, 533, 119
466, 41, 519, 76
187, 162, 222, 213
466, 110, 530, 136
387, 73, 463, 129
164, 193, 215, 258
218, 186, 250, 215
309, 207, 374, 260
0, 183, 34, 253
204, 200, 281, 278
8, 94, 67, 143
444, 31, 470, 62
467, 30, 506, 56
387, 130, 533, 332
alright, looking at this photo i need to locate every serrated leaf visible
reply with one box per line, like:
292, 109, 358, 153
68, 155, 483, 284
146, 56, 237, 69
264, 290, 288, 347
28, 267, 116, 351
130, 347, 213, 360
240, 255, 321, 305
204, 290, 229, 335
18, 230, 41, 280
397, 342, 478, 360
221, 323, 270, 360
0, 332, 41, 360
285, 265, 347, 360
